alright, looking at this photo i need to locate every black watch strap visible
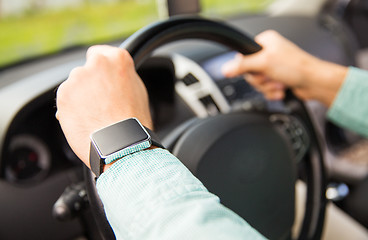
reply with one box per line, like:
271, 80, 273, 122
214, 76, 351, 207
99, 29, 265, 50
90, 141, 104, 178
144, 127, 165, 149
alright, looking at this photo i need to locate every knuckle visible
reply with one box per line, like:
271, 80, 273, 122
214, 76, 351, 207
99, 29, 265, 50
86, 45, 103, 57
69, 66, 85, 78
55, 86, 65, 118
55, 110, 60, 121
265, 29, 278, 36
256, 30, 281, 48
86, 45, 98, 58
117, 48, 134, 66
55, 82, 65, 100
86, 45, 110, 64
261, 30, 279, 39
117, 48, 129, 57
55, 82, 69, 108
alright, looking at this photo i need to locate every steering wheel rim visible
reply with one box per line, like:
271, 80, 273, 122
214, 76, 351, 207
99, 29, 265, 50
121, 16, 261, 67
84, 16, 327, 240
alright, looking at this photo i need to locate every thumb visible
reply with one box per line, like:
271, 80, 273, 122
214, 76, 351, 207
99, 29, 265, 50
222, 52, 265, 78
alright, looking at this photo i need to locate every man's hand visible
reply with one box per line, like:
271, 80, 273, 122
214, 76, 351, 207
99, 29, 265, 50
222, 30, 348, 106
56, 45, 152, 168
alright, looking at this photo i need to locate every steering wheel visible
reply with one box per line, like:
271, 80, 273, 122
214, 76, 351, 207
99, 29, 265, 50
84, 17, 327, 240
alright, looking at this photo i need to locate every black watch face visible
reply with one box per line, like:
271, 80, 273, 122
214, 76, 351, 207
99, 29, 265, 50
91, 118, 150, 157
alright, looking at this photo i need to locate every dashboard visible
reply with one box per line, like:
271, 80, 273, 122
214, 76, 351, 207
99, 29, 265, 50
1, 91, 80, 184
0, 15, 364, 239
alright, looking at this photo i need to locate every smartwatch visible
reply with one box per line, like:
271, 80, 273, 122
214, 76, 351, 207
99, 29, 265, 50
89, 118, 164, 177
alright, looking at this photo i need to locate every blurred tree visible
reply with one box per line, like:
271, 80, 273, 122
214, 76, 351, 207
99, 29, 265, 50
30, 0, 46, 12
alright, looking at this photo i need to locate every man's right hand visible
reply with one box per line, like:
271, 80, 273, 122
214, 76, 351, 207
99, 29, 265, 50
222, 30, 348, 106
56, 45, 152, 168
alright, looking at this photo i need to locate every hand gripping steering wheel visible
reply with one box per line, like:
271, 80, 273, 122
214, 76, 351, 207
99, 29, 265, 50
84, 17, 327, 240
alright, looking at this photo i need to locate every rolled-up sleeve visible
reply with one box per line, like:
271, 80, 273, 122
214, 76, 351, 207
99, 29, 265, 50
96, 148, 265, 240
327, 66, 368, 138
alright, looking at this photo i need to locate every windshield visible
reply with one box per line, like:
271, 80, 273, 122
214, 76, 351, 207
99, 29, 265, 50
0, 0, 273, 69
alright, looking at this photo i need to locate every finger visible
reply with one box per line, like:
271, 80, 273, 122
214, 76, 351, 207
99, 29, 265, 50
221, 53, 242, 77
259, 81, 285, 100
245, 73, 268, 85
245, 74, 272, 93
222, 52, 266, 78
255, 30, 281, 45
249, 79, 285, 100
85, 46, 110, 69
55, 81, 67, 108
257, 81, 283, 93
264, 89, 285, 101
86, 46, 134, 72
261, 81, 285, 92
55, 110, 60, 121
86, 45, 122, 68
86, 45, 114, 59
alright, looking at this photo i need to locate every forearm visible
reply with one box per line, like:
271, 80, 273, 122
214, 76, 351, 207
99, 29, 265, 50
301, 57, 348, 107
327, 66, 368, 137
96, 149, 265, 240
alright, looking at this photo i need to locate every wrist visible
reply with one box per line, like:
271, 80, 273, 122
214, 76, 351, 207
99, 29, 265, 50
301, 57, 347, 106
89, 118, 164, 177
102, 146, 158, 173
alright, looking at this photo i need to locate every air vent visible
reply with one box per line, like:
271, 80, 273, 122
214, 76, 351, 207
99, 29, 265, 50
182, 73, 199, 86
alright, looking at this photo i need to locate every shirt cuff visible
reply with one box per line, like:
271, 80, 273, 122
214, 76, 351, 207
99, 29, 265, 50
327, 66, 368, 137
95, 148, 265, 240
96, 148, 209, 238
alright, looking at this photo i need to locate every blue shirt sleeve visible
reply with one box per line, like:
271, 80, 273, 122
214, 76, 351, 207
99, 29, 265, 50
96, 148, 266, 240
327, 66, 368, 138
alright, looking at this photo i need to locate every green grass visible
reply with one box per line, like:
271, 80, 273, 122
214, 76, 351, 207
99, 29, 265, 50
0, 0, 158, 68
202, 0, 272, 16
0, 0, 271, 68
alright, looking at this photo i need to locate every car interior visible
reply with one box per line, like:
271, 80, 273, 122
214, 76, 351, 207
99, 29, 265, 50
0, 0, 367, 239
